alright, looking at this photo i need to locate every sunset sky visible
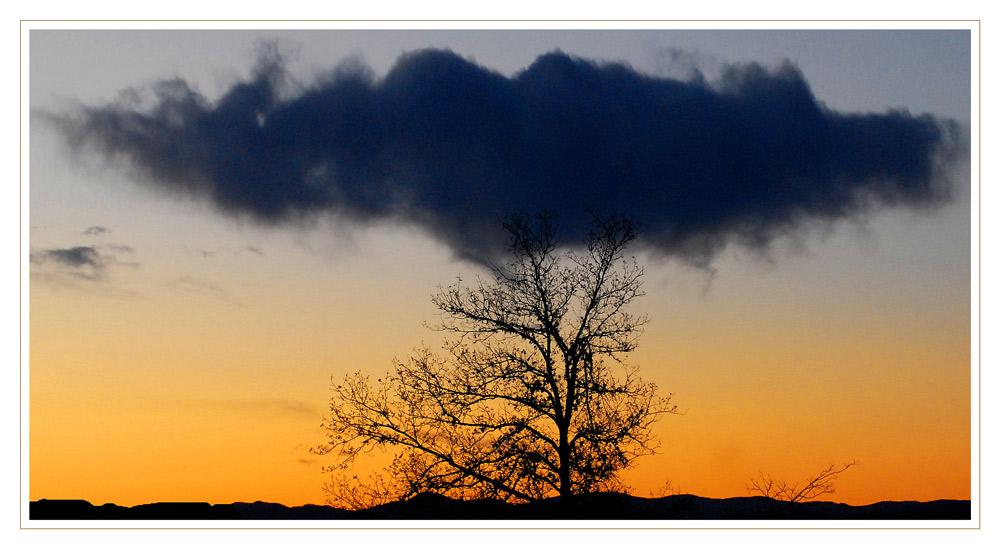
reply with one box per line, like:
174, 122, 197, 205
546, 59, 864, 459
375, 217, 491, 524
25, 24, 975, 510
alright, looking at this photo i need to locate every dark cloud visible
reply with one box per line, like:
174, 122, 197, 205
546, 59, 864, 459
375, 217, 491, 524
30, 244, 139, 282
32, 246, 102, 270
47, 48, 965, 266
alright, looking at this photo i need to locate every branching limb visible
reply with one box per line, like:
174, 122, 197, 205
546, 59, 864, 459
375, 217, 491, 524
748, 460, 859, 506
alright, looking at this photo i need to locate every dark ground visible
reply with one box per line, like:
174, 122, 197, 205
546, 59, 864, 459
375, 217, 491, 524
30, 493, 971, 520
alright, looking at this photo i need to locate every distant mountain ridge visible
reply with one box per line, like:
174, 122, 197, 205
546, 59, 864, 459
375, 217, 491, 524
29, 493, 971, 520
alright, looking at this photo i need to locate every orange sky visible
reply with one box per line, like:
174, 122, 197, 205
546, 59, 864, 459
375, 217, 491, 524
28, 210, 971, 507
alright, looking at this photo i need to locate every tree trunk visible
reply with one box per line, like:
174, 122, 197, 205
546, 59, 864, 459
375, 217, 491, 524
557, 429, 572, 518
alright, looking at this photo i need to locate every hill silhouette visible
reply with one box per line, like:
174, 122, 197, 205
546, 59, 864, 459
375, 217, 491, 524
30, 493, 971, 520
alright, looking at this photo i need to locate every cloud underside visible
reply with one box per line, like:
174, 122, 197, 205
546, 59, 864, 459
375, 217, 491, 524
51, 48, 965, 266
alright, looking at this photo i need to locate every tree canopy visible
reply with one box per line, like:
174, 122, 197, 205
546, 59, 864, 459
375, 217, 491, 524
316, 212, 677, 508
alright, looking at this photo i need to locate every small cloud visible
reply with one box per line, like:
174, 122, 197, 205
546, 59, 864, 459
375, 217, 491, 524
32, 246, 101, 269
106, 243, 136, 254
30, 244, 140, 288
82, 225, 110, 236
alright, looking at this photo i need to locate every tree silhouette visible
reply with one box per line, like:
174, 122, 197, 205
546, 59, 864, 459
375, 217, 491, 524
315, 212, 677, 509
747, 460, 859, 510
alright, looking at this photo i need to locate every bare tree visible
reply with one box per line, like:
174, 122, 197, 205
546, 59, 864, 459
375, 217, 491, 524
748, 460, 859, 508
321, 470, 406, 512
315, 212, 678, 509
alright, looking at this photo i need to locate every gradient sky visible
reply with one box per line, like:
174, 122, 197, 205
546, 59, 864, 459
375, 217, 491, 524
26, 25, 974, 509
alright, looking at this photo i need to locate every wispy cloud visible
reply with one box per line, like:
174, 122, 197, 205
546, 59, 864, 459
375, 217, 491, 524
165, 275, 237, 303
47, 47, 966, 267
290, 443, 321, 466
190, 244, 265, 259
196, 398, 320, 418
82, 225, 110, 236
107, 243, 136, 254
